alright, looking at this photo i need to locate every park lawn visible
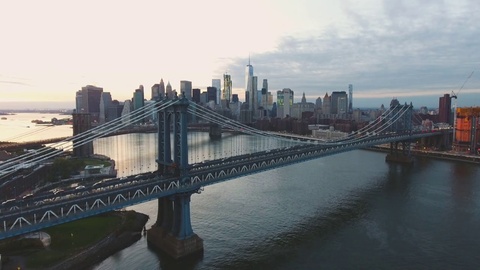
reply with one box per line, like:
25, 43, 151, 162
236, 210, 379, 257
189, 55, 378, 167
26, 214, 122, 268
81, 158, 112, 167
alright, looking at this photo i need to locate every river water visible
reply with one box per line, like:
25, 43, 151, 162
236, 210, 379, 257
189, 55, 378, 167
0, 112, 72, 142
2, 114, 480, 269
91, 132, 480, 270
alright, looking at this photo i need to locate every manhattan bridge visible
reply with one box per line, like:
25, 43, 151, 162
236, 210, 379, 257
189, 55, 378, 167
0, 95, 449, 258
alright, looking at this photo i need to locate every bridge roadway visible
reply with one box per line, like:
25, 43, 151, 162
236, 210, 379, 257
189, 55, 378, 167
0, 130, 447, 239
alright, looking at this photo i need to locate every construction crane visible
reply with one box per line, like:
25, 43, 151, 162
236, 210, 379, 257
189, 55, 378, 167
451, 71, 474, 98
451, 71, 474, 150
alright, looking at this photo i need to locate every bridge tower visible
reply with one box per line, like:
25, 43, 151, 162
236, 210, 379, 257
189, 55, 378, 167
72, 112, 94, 157
209, 123, 222, 139
386, 100, 414, 163
147, 95, 203, 259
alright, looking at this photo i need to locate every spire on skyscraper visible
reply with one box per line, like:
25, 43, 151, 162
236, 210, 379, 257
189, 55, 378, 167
159, 78, 165, 98
245, 57, 254, 113
166, 81, 173, 98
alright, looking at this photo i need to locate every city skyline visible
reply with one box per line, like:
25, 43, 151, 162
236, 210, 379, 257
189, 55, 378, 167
1, 0, 479, 110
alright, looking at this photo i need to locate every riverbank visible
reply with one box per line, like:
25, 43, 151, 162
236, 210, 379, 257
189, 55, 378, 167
1, 210, 149, 270
368, 145, 480, 164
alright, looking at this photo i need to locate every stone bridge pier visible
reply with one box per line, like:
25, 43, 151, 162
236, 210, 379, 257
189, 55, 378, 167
385, 141, 413, 164
147, 195, 203, 259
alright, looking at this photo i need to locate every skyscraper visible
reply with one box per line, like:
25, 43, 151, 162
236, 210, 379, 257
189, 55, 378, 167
106, 100, 123, 123
99, 92, 112, 124
223, 73, 232, 102
439, 93, 452, 124
159, 79, 165, 98
245, 59, 254, 111
315, 97, 322, 110
166, 81, 173, 98
252, 76, 258, 109
121, 100, 133, 126
348, 84, 353, 113
231, 94, 239, 103
212, 79, 221, 104
262, 79, 268, 109
192, 88, 201, 103
75, 90, 83, 112
322, 93, 331, 114
180, 80, 192, 100
338, 96, 348, 114
207, 87, 217, 103
331, 91, 348, 114
277, 88, 294, 118
77, 85, 103, 123
151, 84, 160, 100
133, 85, 145, 111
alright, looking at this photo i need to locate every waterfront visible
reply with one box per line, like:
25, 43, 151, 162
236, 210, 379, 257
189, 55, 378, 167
2, 113, 480, 269
92, 132, 480, 270
0, 113, 72, 143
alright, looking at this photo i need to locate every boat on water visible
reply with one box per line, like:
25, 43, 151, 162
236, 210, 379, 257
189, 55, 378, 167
31, 119, 51, 125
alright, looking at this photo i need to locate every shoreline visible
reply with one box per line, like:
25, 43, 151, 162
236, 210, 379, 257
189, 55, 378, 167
46, 211, 149, 270
3, 211, 149, 270
367, 146, 480, 164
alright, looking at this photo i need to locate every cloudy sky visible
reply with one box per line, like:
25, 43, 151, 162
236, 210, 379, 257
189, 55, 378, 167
0, 0, 479, 110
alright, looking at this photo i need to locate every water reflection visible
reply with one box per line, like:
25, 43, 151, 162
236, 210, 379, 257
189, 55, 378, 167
383, 163, 413, 197
148, 242, 203, 270
91, 134, 480, 270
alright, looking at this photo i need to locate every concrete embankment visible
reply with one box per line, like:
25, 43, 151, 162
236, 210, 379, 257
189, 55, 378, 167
368, 146, 480, 164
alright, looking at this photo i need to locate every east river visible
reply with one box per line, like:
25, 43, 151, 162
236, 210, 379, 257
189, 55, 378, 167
92, 132, 480, 270
2, 114, 480, 269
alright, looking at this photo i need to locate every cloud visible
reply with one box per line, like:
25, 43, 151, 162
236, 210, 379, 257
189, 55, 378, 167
0, 75, 31, 86
220, 0, 480, 108
0, 80, 30, 86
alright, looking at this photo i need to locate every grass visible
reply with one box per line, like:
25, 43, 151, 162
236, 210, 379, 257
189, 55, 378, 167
81, 157, 112, 167
25, 213, 122, 268
0, 238, 43, 254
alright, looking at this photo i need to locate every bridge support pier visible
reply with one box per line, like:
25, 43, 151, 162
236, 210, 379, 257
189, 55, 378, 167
209, 123, 222, 139
147, 193, 203, 259
386, 141, 413, 164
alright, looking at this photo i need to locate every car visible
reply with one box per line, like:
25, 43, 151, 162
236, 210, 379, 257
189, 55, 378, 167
75, 185, 86, 190
92, 181, 103, 188
22, 193, 34, 200
52, 189, 64, 195
1, 199, 16, 206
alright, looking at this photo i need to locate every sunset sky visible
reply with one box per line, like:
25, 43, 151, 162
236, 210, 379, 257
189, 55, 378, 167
1, 0, 479, 109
